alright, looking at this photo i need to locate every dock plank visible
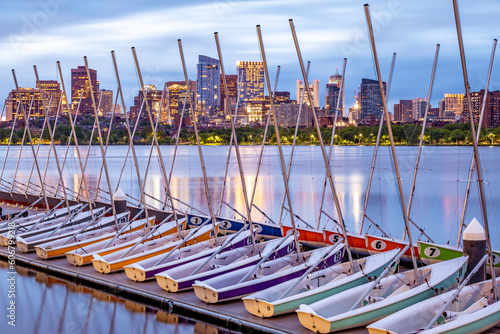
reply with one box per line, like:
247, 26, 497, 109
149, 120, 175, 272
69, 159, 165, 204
0, 248, 367, 334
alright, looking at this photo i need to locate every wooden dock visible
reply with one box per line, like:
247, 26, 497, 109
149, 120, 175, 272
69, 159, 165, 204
0, 247, 369, 334
0, 199, 498, 333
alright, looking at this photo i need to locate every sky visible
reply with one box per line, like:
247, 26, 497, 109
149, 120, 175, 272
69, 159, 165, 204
1, 0, 500, 115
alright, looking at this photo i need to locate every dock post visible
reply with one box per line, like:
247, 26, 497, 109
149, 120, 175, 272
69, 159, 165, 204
463, 218, 486, 283
113, 188, 127, 215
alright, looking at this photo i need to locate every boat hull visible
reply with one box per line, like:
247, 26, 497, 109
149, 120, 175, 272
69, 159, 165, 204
365, 235, 419, 259
187, 214, 281, 238
297, 257, 468, 333
243, 249, 399, 317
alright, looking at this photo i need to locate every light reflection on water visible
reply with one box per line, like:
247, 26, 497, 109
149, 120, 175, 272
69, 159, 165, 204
1, 145, 499, 249
0, 262, 227, 334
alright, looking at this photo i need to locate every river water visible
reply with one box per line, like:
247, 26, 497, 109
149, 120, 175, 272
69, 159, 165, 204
2, 144, 499, 248
0, 262, 227, 333
0, 144, 499, 333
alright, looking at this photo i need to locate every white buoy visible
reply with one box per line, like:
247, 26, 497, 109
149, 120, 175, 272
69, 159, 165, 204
463, 217, 486, 283
113, 188, 127, 214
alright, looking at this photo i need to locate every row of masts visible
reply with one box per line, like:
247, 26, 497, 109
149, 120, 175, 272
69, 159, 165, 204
1, 6, 496, 291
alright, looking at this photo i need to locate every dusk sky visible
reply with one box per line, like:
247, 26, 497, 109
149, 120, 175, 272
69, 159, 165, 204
1, 0, 499, 115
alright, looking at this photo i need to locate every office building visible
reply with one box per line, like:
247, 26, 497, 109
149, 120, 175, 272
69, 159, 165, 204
444, 93, 464, 119
325, 71, 343, 116
220, 74, 238, 115
463, 90, 500, 128
236, 61, 264, 107
99, 89, 113, 115
71, 66, 99, 115
296, 79, 319, 109
359, 78, 386, 120
412, 98, 427, 120
197, 55, 220, 119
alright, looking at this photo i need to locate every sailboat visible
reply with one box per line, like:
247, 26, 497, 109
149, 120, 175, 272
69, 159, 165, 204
242, 248, 400, 317
296, 256, 468, 333
193, 243, 345, 304
91, 219, 213, 273
0, 204, 82, 245
155, 233, 296, 293
15, 207, 106, 252
123, 227, 254, 282
367, 276, 500, 333
65, 217, 179, 266
35, 211, 136, 259
366, 2, 500, 332
417, 39, 500, 275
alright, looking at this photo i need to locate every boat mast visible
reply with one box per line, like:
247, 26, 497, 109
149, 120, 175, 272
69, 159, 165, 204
247, 66, 280, 221
257, 25, 302, 260
56, 62, 95, 217
131, 47, 179, 226
24, 98, 51, 195
359, 53, 396, 235
163, 93, 188, 211
94, 88, 118, 201
452, 0, 497, 301
12, 70, 50, 209
55, 91, 83, 197
34, 66, 71, 213
364, 4, 419, 276
278, 62, 309, 228
316, 58, 346, 229
11, 96, 35, 193
178, 39, 218, 243
83, 56, 119, 228
112, 99, 145, 196
215, 32, 256, 246
216, 74, 242, 216
139, 83, 167, 214
38, 74, 64, 197
457, 39, 497, 246
0, 97, 21, 186
289, 20, 354, 266
402, 44, 440, 242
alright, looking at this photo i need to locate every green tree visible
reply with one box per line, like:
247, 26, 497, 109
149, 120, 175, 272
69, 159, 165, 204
449, 129, 465, 143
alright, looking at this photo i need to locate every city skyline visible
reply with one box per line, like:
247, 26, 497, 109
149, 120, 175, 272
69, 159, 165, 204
2, 0, 500, 116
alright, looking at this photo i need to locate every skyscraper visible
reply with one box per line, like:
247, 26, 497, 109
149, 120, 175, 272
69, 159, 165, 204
296, 80, 320, 109
220, 74, 238, 115
197, 55, 220, 120
393, 100, 412, 123
5, 88, 44, 121
412, 98, 427, 120
359, 78, 386, 120
5, 79, 61, 121
463, 90, 500, 128
38, 80, 62, 117
325, 71, 343, 116
129, 85, 165, 123
444, 93, 464, 118
165, 80, 196, 124
71, 66, 99, 115
99, 89, 113, 115
236, 61, 264, 107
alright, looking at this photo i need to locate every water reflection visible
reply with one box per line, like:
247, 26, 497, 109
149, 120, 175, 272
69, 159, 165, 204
0, 263, 227, 334
0, 145, 499, 249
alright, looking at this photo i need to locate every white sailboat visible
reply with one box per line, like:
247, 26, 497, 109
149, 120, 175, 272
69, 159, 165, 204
242, 248, 400, 317
35, 211, 132, 259
296, 256, 468, 333
155, 234, 296, 293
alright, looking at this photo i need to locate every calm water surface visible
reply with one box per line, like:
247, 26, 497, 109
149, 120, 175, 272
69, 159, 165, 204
0, 262, 227, 333
1, 144, 499, 248
1, 144, 500, 333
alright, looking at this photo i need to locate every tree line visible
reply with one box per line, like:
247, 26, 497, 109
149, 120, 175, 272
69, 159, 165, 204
1, 117, 499, 146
